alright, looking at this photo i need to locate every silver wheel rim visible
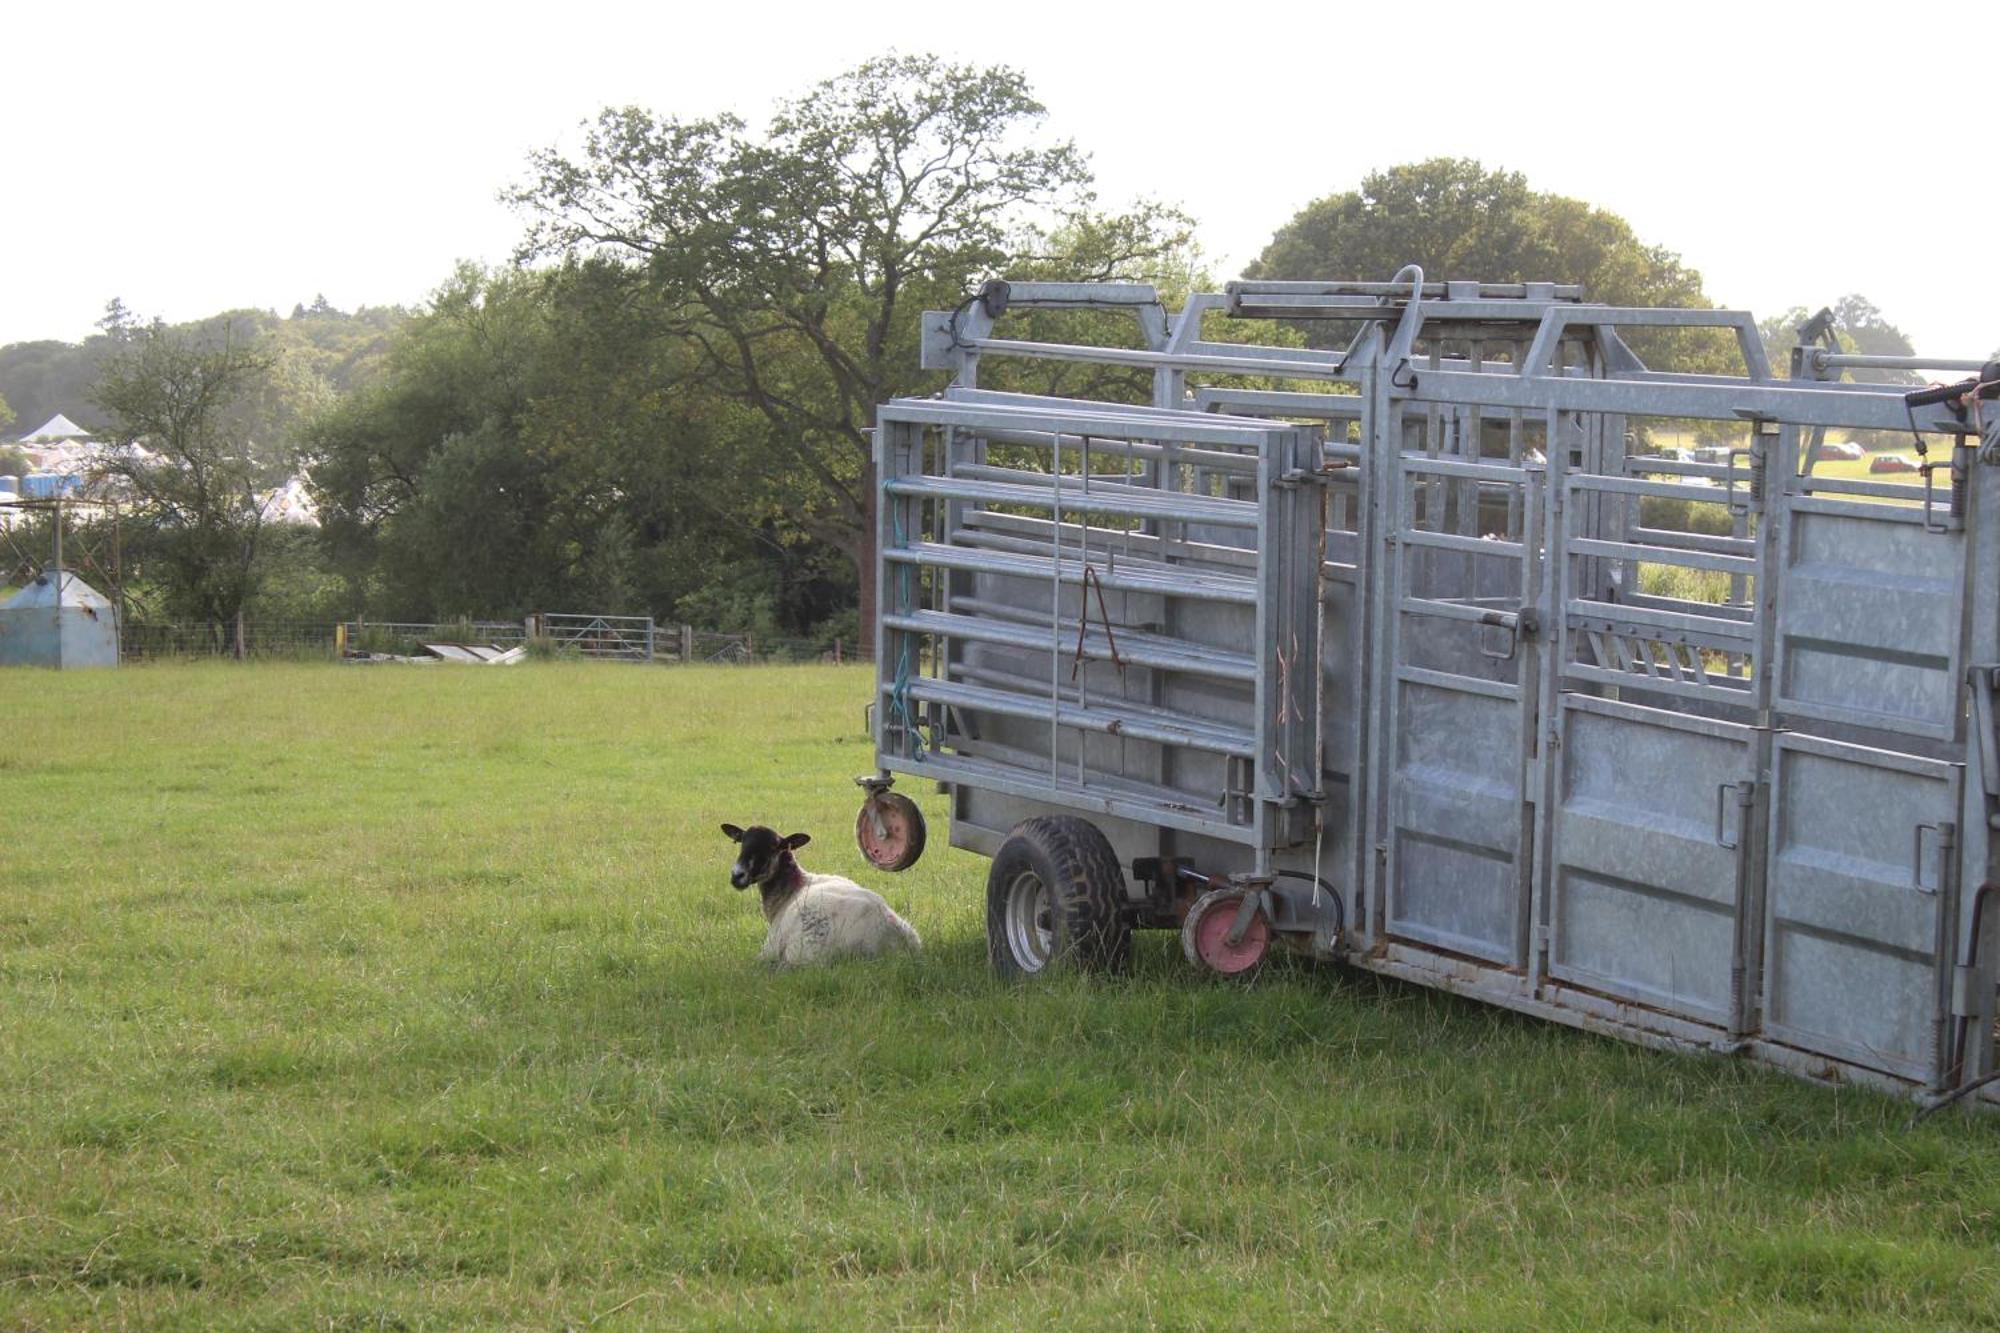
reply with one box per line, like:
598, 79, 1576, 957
1003, 870, 1054, 972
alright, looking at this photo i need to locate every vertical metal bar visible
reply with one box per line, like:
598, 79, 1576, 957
1050, 430, 1063, 782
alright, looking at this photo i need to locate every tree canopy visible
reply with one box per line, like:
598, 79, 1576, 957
508, 53, 1185, 627
1247, 158, 1733, 370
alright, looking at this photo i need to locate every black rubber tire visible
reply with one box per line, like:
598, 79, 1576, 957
985, 815, 1131, 979
855, 791, 927, 872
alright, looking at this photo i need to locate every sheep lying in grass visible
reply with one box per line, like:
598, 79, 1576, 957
721, 823, 921, 967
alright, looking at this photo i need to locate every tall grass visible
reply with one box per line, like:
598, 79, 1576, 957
2, 663, 1998, 1326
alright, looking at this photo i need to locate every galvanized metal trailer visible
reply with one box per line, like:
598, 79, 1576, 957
852, 272, 2000, 1109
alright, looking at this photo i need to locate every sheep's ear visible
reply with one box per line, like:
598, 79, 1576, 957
784, 832, 811, 850
720, 823, 745, 842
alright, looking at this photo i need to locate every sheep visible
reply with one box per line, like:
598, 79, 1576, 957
720, 823, 921, 967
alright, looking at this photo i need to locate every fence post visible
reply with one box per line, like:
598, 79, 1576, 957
834, 637, 842, 665
681, 624, 694, 664
524, 613, 538, 642
334, 622, 347, 657
643, 617, 655, 663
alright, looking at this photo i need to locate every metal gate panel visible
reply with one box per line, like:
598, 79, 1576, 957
1546, 694, 1753, 1026
1380, 450, 1539, 966
1773, 502, 1964, 741
1762, 731, 1960, 1083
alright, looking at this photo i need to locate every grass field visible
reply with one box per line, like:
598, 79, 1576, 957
5, 663, 2000, 1328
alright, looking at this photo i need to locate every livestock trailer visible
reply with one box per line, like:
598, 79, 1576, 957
851, 273, 2000, 1111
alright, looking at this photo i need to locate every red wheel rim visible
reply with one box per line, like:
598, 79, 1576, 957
858, 800, 911, 867
1192, 895, 1269, 974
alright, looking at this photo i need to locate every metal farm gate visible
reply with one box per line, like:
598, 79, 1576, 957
536, 613, 656, 662
854, 275, 2000, 1109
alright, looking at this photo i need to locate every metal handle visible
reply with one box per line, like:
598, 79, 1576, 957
1921, 461, 1955, 534
1477, 609, 1520, 660
1723, 448, 1753, 515
1714, 782, 1740, 850
1914, 823, 1944, 895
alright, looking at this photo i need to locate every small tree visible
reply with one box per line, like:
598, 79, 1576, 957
93, 323, 277, 652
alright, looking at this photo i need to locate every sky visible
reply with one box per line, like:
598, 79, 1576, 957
5, 0, 1995, 358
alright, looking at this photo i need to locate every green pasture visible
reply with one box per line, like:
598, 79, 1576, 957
3, 663, 2000, 1328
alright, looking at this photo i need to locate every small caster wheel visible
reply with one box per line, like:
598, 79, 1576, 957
1182, 887, 1270, 977
856, 790, 926, 871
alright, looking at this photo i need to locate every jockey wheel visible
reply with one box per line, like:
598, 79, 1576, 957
1181, 886, 1271, 977
854, 784, 926, 872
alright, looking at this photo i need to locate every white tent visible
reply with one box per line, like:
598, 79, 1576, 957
20, 413, 91, 444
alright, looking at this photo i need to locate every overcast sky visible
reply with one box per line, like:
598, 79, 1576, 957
5, 1, 1994, 358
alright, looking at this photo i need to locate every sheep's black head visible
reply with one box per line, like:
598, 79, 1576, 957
721, 823, 810, 890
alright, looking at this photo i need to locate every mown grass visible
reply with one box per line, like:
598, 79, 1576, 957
3, 663, 2000, 1328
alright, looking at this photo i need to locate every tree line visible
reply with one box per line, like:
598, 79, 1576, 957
0, 54, 1932, 645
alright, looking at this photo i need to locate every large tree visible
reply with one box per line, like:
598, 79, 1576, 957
1758, 295, 1921, 385
92, 323, 278, 648
1247, 158, 1729, 370
509, 53, 1158, 630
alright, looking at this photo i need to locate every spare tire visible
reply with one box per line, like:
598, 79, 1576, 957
985, 815, 1130, 978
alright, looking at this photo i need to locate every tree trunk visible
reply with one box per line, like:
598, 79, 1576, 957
851, 504, 877, 665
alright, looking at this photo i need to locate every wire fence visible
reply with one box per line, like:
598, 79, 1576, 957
116, 618, 871, 665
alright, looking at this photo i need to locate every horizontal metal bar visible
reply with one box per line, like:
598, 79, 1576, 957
879, 397, 1292, 447
884, 541, 1257, 604
1626, 526, 1757, 557
1399, 455, 1535, 483
957, 510, 1258, 571
1559, 689, 1759, 741
1563, 662, 1753, 702
898, 676, 1254, 757
884, 609, 1257, 682
1182, 340, 1344, 369
1784, 493, 1938, 526
1566, 598, 1755, 644
1193, 387, 1367, 419
951, 463, 1150, 488
882, 748, 1256, 845
1398, 529, 1524, 558
1400, 596, 1519, 628
1569, 473, 1739, 503
940, 425, 1262, 473
950, 661, 1251, 740
1226, 279, 1585, 300
885, 475, 1258, 528
1409, 367, 1971, 434
1628, 458, 1738, 479
1396, 664, 1519, 701
952, 336, 1352, 380
1000, 281, 1160, 306
1566, 537, 1758, 575
1780, 473, 1926, 501
1813, 351, 1989, 373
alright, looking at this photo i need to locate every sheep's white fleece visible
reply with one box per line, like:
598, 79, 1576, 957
759, 872, 922, 967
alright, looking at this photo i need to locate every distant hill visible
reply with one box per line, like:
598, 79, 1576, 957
0, 302, 408, 449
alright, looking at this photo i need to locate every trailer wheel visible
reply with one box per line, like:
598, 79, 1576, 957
985, 816, 1130, 978
855, 791, 926, 871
